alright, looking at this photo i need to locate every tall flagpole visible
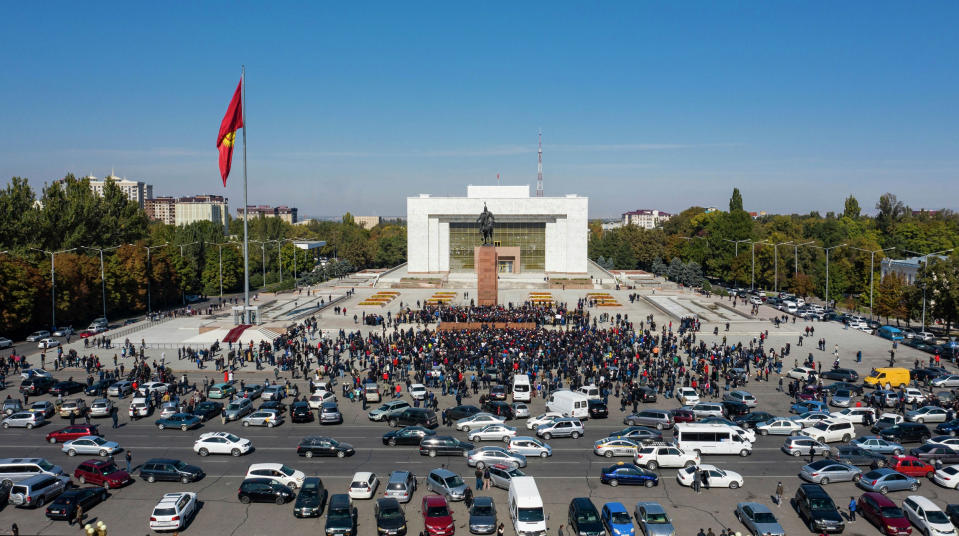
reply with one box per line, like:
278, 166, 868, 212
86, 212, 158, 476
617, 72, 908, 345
241, 65, 250, 323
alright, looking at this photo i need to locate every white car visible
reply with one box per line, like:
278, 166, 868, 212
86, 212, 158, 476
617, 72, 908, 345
25, 330, 50, 342
149, 492, 198, 531
932, 376, 959, 388
246, 463, 305, 490
308, 391, 336, 409
468, 424, 517, 442
37, 338, 60, 349
756, 418, 803, 436
193, 432, 252, 457
927, 436, 959, 449
456, 413, 506, 432
261, 385, 285, 401
904, 388, 927, 405
526, 412, 563, 430
832, 407, 876, 425
507, 436, 552, 458
932, 465, 959, 489
677, 387, 700, 406
907, 406, 949, 424
52, 327, 74, 337
902, 496, 956, 536
20, 368, 52, 379
409, 384, 428, 400
0, 337, 13, 349
368, 400, 411, 421
634, 444, 700, 470
138, 381, 169, 395
688, 403, 724, 418
801, 418, 857, 443
348, 471, 379, 499
676, 464, 744, 489
791, 411, 832, 427
129, 398, 152, 418
786, 367, 817, 381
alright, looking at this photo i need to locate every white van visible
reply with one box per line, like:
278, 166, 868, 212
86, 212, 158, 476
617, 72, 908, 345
512, 375, 531, 402
576, 384, 601, 400
545, 390, 590, 419
781, 300, 797, 313
508, 476, 546, 536
674, 423, 752, 457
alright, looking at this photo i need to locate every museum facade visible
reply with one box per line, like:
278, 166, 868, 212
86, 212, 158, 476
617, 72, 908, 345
407, 185, 588, 274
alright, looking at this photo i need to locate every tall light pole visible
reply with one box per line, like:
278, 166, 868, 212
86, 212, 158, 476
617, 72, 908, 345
804, 243, 847, 308
723, 239, 750, 287
848, 246, 894, 319
140, 243, 168, 314
792, 241, 815, 279
29, 247, 78, 330
82, 245, 121, 323
903, 248, 955, 332
209, 241, 240, 299
772, 241, 793, 293
751, 240, 770, 291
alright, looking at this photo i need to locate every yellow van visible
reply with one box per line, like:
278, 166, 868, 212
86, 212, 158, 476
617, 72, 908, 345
864, 368, 911, 388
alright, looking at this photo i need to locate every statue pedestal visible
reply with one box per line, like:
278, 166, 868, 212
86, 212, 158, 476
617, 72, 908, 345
475, 246, 498, 306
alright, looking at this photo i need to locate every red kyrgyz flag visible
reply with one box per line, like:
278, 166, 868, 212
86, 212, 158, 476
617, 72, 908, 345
216, 79, 244, 185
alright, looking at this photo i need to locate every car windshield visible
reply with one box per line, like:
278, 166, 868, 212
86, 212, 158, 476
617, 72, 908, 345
427, 505, 450, 517
328, 507, 351, 521
576, 511, 599, 523
444, 475, 464, 488
881, 507, 905, 518
91, 437, 107, 445
173, 461, 187, 470
379, 506, 403, 519
809, 498, 835, 510
154, 507, 177, 516
280, 465, 295, 476
754, 512, 777, 523
227, 403, 243, 410
646, 512, 668, 523
879, 416, 897, 424
611, 512, 632, 524
101, 463, 120, 475
223, 434, 240, 442
927, 511, 950, 524
37, 460, 54, 471
518, 507, 544, 522
472, 504, 494, 515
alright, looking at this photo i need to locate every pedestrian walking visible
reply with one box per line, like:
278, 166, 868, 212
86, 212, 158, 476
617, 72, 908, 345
849, 497, 856, 521
776, 481, 784, 507
496, 523, 505, 536
73, 504, 84, 526
475, 467, 483, 490
111, 406, 119, 429
125, 450, 133, 473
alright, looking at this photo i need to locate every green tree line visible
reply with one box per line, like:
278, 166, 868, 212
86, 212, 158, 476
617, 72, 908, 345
589, 189, 959, 329
0, 175, 407, 336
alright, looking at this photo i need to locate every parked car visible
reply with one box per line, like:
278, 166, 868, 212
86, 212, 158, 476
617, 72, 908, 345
735, 502, 785, 536
857, 468, 921, 494
139, 458, 204, 484
293, 476, 328, 518
62, 436, 120, 457
325, 494, 358, 535
246, 463, 305, 490
155, 413, 202, 431
425, 468, 466, 501
238, 477, 294, 504
296, 436, 355, 458
782, 436, 831, 457
242, 409, 284, 428
799, 459, 863, 484
192, 401, 223, 422
601, 501, 635, 536
149, 492, 198, 531
792, 483, 844, 533
856, 491, 912, 536
902, 496, 956, 536
881, 423, 932, 444
852, 436, 906, 455
634, 501, 675, 536
422, 495, 454, 536
536, 417, 585, 439
835, 445, 890, 468
569, 497, 606, 536
383, 470, 417, 504
2, 411, 44, 429
73, 459, 131, 489
44, 486, 107, 522
469, 495, 497, 535
756, 418, 803, 436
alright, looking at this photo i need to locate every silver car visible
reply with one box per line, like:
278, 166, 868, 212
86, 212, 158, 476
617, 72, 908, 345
469, 496, 497, 535
2, 411, 44, 429
383, 470, 417, 503
624, 410, 673, 430
735, 502, 785, 536
62, 436, 120, 457
635, 501, 675, 536
261, 385, 284, 401
29, 401, 56, 419
781, 436, 830, 457
536, 418, 584, 439
223, 398, 253, 421
487, 463, 525, 490
468, 424, 517, 442
507, 436, 552, 458
107, 381, 133, 397
89, 398, 114, 418
426, 468, 467, 501
511, 403, 530, 419
241, 409, 283, 427
320, 402, 343, 424
240, 384, 264, 400
799, 459, 862, 484
857, 468, 921, 494
467, 446, 527, 469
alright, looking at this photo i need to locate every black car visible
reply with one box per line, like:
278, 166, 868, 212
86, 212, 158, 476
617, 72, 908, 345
20, 376, 55, 395
238, 477, 295, 504
820, 368, 859, 382
297, 436, 355, 458
793, 483, 845, 533
49, 381, 86, 396
139, 458, 204, 483
588, 399, 608, 419
192, 401, 223, 422
910, 444, 959, 465
824, 382, 864, 396
44, 487, 108, 521
568, 497, 605, 536
389, 408, 438, 429
375, 497, 407, 536
293, 476, 328, 518
325, 494, 358, 536
418, 436, 474, 457
636, 387, 657, 403
446, 405, 482, 421
291, 401, 314, 423
722, 400, 750, 418
880, 423, 931, 443
733, 411, 775, 429
946, 504, 959, 528
383, 426, 436, 446
259, 400, 287, 413
834, 445, 888, 468
84, 380, 113, 396
482, 401, 515, 420
911, 368, 941, 384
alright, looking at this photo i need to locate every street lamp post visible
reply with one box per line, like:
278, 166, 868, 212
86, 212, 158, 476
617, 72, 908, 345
792, 241, 816, 278
772, 241, 793, 293
29, 247, 78, 331
723, 239, 750, 287
848, 246, 895, 320
751, 240, 770, 291
903, 248, 955, 332
804, 243, 847, 308
82, 245, 121, 323
209, 241, 239, 299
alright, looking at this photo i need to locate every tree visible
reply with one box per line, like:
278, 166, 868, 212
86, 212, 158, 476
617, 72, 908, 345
666, 257, 684, 282
729, 188, 744, 213
651, 258, 667, 277
875, 273, 907, 324
843, 195, 861, 219
875, 193, 906, 236
792, 272, 816, 298
201, 244, 243, 296
0, 254, 46, 335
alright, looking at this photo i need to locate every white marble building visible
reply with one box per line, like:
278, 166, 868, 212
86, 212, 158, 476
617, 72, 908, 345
407, 185, 588, 274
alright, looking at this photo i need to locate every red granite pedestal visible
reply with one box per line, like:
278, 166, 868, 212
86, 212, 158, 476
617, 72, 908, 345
475, 246, 498, 306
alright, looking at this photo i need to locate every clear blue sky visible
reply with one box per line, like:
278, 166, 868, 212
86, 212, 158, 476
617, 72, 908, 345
1, 2, 957, 218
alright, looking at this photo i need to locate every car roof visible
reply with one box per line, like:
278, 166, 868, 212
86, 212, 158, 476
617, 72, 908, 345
635, 501, 665, 513
603, 501, 628, 513
739, 501, 771, 512
352, 471, 374, 479
248, 462, 284, 470
429, 468, 456, 478
145, 458, 180, 464
861, 492, 897, 506
424, 495, 447, 506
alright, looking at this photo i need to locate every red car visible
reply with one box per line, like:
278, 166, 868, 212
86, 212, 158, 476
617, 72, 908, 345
74, 459, 132, 489
422, 495, 455, 536
857, 492, 912, 535
46, 424, 100, 444
671, 409, 695, 423
888, 455, 935, 478
78, 330, 96, 339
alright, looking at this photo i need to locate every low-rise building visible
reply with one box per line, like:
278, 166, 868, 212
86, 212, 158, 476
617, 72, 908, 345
622, 209, 672, 229
87, 175, 153, 208
236, 205, 298, 224
881, 255, 949, 285
354, 216, 382, 230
